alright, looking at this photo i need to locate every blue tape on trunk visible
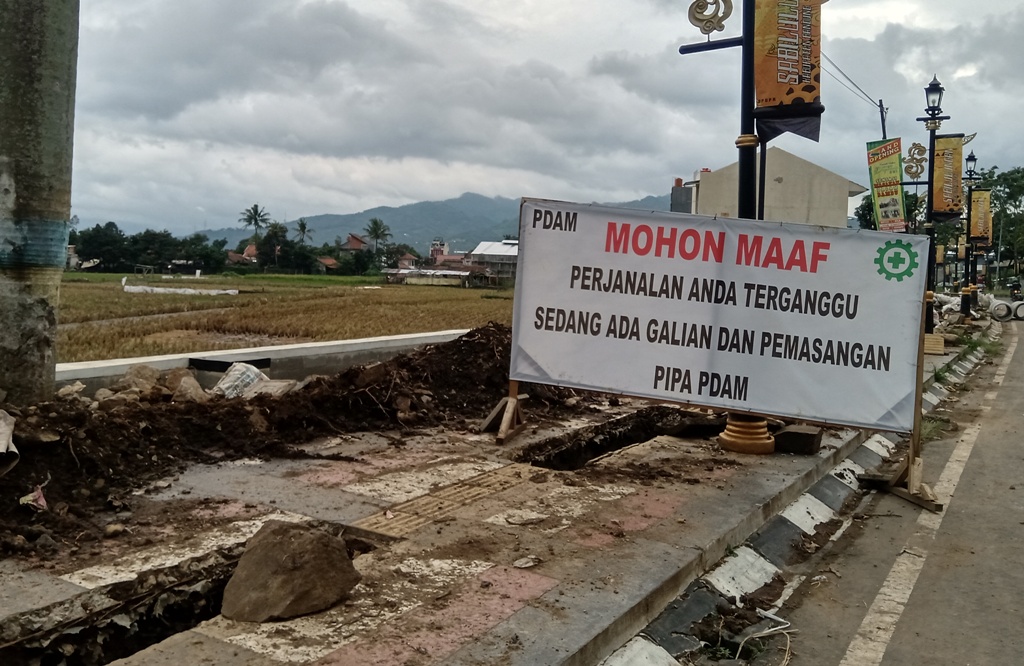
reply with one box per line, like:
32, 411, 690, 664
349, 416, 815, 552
0, 218, 71, 269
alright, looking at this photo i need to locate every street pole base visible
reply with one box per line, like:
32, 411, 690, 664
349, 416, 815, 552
960, 286, 973, 321
718, 413, 774, 454
925, 291, 935, 334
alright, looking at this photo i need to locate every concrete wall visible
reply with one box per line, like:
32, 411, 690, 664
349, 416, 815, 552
56, 330, 470, 394
406, 276, 464, 287
696, 148, 862, 227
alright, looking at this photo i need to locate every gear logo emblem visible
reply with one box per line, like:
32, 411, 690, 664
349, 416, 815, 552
874, 239, 919, 282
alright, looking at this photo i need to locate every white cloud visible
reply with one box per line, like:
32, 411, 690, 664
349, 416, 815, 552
67, 0, 1024, 234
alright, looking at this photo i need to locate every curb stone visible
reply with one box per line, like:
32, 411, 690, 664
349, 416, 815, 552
602, 323, 997, 666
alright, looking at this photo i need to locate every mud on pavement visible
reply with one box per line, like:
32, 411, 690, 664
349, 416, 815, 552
0, 323, 622, 562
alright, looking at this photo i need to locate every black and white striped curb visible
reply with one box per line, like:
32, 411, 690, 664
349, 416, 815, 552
600, 327, 996, 666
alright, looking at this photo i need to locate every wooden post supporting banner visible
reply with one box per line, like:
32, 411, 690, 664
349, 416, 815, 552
861, 294, 942, 512
481, 380, 527, 445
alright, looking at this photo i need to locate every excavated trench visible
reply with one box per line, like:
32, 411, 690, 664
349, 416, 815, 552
4, 403, 727, 664
1, 526, 377, 666
516, 404, 728, 470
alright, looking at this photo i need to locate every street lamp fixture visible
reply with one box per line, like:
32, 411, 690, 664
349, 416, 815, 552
924, 76, 944, 117
916, 75, 951, 333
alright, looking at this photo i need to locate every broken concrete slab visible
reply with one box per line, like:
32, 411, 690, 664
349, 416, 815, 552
221, 521, 361, 622
773, 425, 822, 455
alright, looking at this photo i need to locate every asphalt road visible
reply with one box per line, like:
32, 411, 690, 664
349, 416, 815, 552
753, 321, 1024, 666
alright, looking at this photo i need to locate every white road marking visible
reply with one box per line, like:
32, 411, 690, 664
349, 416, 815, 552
838, 326, 1015, 666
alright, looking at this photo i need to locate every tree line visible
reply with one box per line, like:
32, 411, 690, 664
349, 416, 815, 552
855, 165, 1024, 281
70, 206, 418, 275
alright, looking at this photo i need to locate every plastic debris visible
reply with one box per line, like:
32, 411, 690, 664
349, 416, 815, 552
0, 410, 19, 478
512, 555, 542, 569
211, 363, 270, 399
19, 478, 50, 512
120, 276, 238, 296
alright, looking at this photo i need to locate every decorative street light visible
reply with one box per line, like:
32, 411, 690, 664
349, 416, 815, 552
961, 150, 980, 317
679, 1, 770, 455
916, 76, 950, 334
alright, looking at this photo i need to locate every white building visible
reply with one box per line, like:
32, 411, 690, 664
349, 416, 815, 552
466, 239, 518, 284
691, 147, 866, 227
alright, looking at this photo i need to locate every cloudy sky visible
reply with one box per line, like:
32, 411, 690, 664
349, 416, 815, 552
71, 0, 1024, 235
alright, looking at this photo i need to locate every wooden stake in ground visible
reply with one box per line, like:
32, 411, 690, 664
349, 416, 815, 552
482, 380, 527, 444
861, 292, 942, 512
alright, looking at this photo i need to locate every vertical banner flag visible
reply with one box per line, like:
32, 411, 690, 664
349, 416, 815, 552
511, 199, 928, 433
970, 189, 992, 243
753, 0, 827, 142
931, 134, 964, 219
866, 138, 907, 232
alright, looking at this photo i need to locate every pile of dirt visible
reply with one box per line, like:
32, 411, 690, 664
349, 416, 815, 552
0, 323, 598, 557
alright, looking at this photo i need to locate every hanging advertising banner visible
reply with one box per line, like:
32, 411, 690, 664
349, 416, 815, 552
510, 199, 928, 434
931, 134, 964, 220
866, 138, 907, 232
753, 0, 827, 142
970, 189, 992, 243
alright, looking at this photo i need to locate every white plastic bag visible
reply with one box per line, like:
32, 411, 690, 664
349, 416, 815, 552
211, 363, 270, 399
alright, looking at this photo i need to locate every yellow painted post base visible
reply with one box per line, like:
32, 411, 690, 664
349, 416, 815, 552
718, 413, 774, 454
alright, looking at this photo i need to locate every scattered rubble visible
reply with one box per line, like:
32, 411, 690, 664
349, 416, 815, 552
0, 323, 598, 558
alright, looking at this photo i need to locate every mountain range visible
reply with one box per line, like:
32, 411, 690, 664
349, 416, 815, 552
202, 192, 672, 254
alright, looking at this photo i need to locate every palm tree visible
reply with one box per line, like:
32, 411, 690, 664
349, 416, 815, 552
364, 217, 392, 253
294, 218, 313, 245
239, 204, 271, 240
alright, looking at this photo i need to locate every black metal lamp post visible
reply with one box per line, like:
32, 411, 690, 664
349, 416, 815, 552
917, 76, 950, 334
678, 1, 772, 455
961, 150, 980, 317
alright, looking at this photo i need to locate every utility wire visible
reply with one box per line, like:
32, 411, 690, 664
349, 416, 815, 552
822, 66, 877, 108
819, 51, 876, 105
821, 50, 888, 136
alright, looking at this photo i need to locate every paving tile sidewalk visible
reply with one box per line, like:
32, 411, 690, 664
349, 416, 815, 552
0, 334, 985, 666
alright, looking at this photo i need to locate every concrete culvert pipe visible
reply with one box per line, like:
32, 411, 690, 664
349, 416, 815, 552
1014, 301, 1024, 321
991, 301, 1014, 322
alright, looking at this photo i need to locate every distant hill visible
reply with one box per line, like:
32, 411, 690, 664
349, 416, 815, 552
201, 192, 671, 254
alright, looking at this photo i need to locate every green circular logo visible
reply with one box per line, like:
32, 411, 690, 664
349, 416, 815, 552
874, 239, 919, 282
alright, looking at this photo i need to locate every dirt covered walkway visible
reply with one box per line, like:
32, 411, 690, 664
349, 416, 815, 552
0, 323, 595, 561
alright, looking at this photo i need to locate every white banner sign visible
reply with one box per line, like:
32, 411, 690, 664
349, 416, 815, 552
510, 199, 928, 433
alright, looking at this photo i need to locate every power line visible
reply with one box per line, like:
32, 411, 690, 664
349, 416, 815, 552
820, 51, 889, 136
819, 51, 876, 105
822, 66, 877, 108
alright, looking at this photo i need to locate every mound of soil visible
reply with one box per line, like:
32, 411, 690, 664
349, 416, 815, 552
0, 323, 596, 557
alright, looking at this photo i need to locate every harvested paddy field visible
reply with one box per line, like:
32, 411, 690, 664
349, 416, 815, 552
57, 274, 514, 362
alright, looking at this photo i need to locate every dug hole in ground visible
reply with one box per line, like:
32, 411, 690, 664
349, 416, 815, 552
0, 321, 924, 665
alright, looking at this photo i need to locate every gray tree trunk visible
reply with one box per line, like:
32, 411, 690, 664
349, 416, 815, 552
0, 1, 79, 405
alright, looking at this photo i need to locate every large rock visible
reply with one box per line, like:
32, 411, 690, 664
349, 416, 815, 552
162, 367, 197, 393
221, 521, 361, 622
110, 364, 161, 393
172, 375, 210, 403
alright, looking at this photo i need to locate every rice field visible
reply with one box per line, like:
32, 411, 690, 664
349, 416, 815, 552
56, 273, 514, 362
